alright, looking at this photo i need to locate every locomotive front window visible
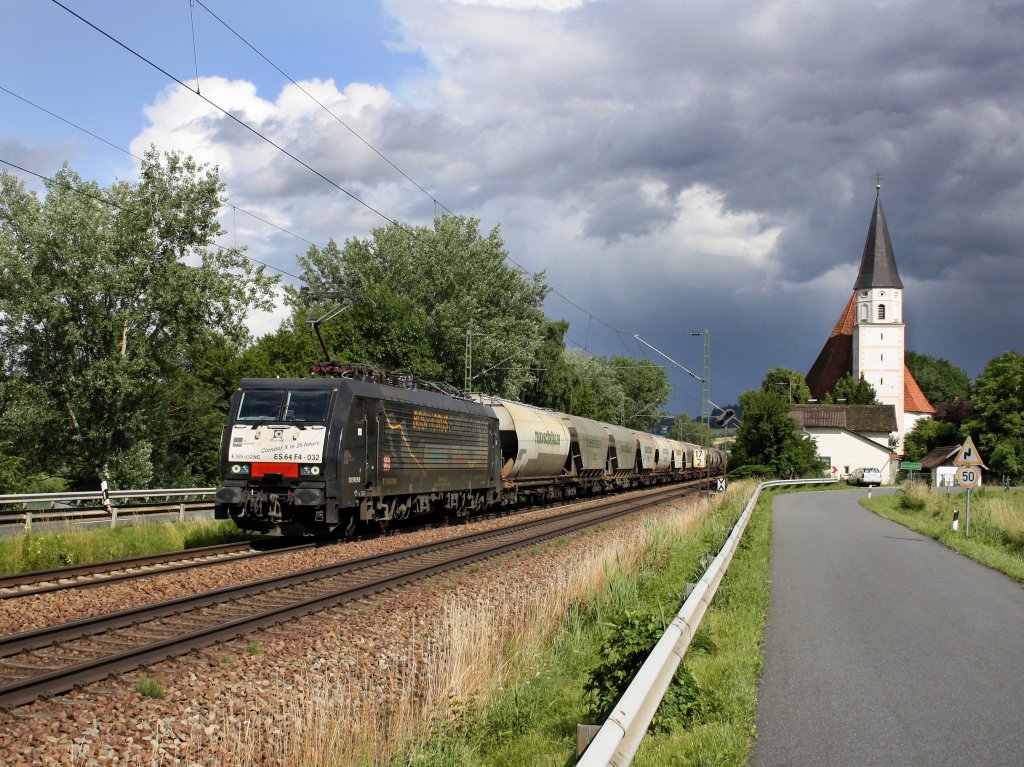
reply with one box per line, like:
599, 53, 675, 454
282, 390, 331, 423
237, 389, 331, 423
237, 390, 284, 421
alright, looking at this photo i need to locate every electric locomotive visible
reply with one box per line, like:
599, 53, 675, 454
215, 368, 501, 536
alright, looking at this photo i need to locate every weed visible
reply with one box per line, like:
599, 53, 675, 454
248, 641, 262, 656
134, 677, 165, 700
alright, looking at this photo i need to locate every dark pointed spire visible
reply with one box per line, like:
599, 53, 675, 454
853, 184, 903, 290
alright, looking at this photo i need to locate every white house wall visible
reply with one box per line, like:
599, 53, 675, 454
805, 427, 898, 484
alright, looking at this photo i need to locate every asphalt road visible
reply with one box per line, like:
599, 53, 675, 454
752, 487, 1024, 767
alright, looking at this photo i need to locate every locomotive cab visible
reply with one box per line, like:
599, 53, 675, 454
215, 379, 344, 536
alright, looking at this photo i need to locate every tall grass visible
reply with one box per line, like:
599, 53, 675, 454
66, 483, 762, 766
0, 518, 248, 575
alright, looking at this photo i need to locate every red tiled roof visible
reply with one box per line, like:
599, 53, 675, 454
904, 365, 935, 414
806, 293, 935, 414
806, 294, 856, 401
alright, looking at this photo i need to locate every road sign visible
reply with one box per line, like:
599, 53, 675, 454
954, 436, 984, 466
956, 465, 982, 489
901, 461, 922, 471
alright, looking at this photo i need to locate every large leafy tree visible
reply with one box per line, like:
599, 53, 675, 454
0, 151, 276, 487
905, 350, 970, 404
292, 216, 549, 398
729, 390, 820, 477
961, 351, 1024, 476
761, 367, 812, 404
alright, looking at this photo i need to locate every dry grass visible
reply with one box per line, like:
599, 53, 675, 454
98, 487, 737, 766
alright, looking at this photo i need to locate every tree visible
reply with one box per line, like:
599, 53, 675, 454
961, 352, 1024, 476
669, 413, 711, 445
0, 151, 277, 487
824, 374, 878, 405
293, 216, 549, 398
761, 368, 812, 404
609, 356, 671, 431
905, 350, 970, 404
902, 418, 961, 463
729, 390, 820, 477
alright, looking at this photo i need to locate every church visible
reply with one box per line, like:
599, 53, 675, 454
802, 186, 934, 477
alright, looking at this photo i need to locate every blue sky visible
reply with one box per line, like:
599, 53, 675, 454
3, 0, 1023, 419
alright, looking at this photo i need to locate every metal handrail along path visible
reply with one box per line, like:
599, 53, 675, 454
577, 477, 837, 767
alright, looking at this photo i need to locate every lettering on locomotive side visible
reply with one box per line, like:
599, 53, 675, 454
412, 410, 450, 432
535, 430, 561, 445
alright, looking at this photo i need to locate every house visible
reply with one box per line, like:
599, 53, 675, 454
789, 403, 899, 484
920, 445, 963, 488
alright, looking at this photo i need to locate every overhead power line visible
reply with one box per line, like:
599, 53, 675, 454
39, 0, 648, 356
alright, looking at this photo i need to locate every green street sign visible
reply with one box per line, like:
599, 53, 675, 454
901, 461, 922, 471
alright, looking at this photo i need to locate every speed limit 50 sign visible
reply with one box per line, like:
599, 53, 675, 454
956, 465, 982, 489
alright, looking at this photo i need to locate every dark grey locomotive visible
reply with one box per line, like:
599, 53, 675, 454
215, 375, 501, 536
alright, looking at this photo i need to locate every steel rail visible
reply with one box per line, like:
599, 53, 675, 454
0, 538, 322, 599
0, 482, 701, 710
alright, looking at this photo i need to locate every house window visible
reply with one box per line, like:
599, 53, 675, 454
877, 304, 886, 320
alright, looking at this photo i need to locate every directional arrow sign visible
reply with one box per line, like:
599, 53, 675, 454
954, 436, 985, 467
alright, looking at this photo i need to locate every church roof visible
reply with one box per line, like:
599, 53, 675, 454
853, 188, 903, 290
804, 293, 936, 414
805, 294, 855, 401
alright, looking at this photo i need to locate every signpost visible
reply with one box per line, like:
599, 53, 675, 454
900, 461, 922, 471
953, 438, 986, 535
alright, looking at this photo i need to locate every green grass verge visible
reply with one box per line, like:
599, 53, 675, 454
0, 518, 249, 575
863, 486, 1024, 583
394, 486, 773, 767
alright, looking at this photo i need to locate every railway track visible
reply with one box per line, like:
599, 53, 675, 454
0, 482, 701, 710
0, 539, 324, 599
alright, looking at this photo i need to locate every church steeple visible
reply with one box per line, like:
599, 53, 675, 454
853, 185, 903, 291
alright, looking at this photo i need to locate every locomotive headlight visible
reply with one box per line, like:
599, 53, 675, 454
310, 465, 321, 476
299, 465, 322, 477
230, 463, 250, 475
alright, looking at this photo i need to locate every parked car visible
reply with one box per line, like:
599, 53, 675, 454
847, 467, 882, 486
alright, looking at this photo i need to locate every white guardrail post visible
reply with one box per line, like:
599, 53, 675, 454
577, 477, 837, 767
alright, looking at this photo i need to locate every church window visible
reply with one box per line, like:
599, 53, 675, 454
860, 304, 868, 321
877, 304, 886, 320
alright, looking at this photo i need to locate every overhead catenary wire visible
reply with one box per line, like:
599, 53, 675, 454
0, 83, 317, 250
0, 157, 306, 284
30, 1, 673, 366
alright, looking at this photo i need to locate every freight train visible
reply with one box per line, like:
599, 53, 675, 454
215, 364, 726, 536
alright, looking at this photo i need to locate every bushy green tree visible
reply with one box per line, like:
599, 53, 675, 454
761, 368, 812, 404
293, 216, 548, 398
824, 373, 878, 404
902, 418, 961, 463
0, 151, 276, 487
962, 352, 1024, 476
905, 350, 970, 403
729, 390, 820, 477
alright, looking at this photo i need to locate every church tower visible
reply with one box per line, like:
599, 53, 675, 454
852, 185, 906, 437
806, 185, 934, 452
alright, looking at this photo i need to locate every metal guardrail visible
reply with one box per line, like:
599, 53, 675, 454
577, 477, 838, 767
0, 488, 216, 531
